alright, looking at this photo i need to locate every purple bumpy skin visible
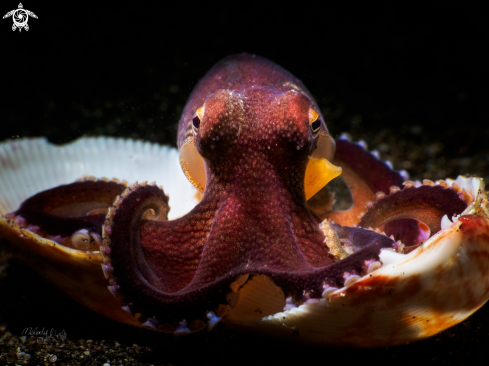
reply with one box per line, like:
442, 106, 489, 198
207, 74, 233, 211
101, 54, 397, 328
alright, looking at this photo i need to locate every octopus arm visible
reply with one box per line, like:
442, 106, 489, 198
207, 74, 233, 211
227, 207, 489, 347
358, 181, 472, 247
319, 138, 405, 227
6, 179, 126, 249
100, 180, 399, 332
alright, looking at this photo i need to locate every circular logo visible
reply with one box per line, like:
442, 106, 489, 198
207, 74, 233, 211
12, 9, 28, 27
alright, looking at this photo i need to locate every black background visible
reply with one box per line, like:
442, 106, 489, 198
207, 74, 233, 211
1, 2, 489, 365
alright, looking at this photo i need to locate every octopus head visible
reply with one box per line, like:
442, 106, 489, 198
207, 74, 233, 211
183, 91, 338, 200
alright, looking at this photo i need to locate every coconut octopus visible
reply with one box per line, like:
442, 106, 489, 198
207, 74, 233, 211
1, 54, 489, 347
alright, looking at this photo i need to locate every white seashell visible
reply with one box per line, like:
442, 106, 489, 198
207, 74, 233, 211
444, 176, 481, 200
226, 185, 489, 346
226, 212, 489, 346
378, 249, 406, 267
0, 137, 199, 219
440, 214, 454, 230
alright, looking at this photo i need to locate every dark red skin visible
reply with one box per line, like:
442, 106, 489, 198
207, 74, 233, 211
102, 54, 396, 325
8, 54, 471, 330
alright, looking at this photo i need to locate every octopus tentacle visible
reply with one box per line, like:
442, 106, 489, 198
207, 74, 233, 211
357, 179, 473, 247
311, 224, 396, 288
7, 179, 126, 250
0, 176, 143, 327
101, 182, 233, 330
101, 180, 397, 330
313, 137, 406, 226
256, 227, 396, 303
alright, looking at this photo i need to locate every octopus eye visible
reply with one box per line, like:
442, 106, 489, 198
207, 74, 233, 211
192, 116, 200, 134
192, 106, 205, 134
309, 109, 321, 134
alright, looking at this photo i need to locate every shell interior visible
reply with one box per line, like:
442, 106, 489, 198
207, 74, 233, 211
0, 137, 199, 219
